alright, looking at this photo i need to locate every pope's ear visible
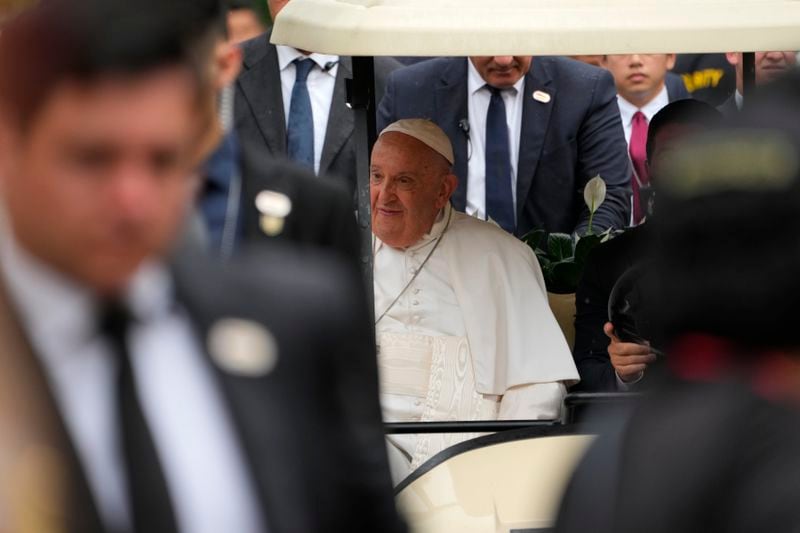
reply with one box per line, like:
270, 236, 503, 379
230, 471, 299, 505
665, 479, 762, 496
437, 173, 458, 207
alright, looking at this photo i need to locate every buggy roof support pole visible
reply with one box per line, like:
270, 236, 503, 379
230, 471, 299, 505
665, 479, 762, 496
742, 51, 756, 109
346, 56, 377, 319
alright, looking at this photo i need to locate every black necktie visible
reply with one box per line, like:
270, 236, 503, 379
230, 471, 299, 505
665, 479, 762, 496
485, 86, 516, 234
99, 301, 178, 533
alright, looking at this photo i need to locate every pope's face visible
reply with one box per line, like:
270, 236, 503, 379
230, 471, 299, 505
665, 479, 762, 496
469, 56, 533, 89
370, 133, 455, 249
603, 54, 676, 107
0, 67, 202, 295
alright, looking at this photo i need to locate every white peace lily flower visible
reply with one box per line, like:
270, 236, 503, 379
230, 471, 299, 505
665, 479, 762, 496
584, 175, 607, 214
583, 175, 607, 236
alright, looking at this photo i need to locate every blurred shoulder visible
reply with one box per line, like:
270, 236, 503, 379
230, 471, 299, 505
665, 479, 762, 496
240, 139, 350, 201
172, 244, 363, 322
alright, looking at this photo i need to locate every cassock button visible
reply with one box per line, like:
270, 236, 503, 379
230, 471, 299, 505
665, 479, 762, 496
413, 288, 421, 295
412, 300, 420, 306
408, 267, 417, 275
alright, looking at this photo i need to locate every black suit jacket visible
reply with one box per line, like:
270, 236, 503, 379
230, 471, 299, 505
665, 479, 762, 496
235, 30, 401, 196
571, 224, 650, 392
556, 380, 800, 533
238, 139, 360, 262
378, 56, 632, 236
0, 249, 404, 533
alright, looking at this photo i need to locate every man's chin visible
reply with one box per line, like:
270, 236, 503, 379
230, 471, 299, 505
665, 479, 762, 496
76, 253, 149, 296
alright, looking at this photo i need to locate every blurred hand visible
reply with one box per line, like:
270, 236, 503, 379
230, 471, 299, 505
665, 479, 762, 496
604, 322, 657, 383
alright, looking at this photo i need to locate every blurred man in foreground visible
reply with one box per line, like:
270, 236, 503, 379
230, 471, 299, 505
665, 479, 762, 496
371, 119, 579, 483
0, 1, 402, 531
557, 88, 800, 531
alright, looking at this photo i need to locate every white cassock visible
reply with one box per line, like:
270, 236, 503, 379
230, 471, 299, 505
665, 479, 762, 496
374, 204, 580, 483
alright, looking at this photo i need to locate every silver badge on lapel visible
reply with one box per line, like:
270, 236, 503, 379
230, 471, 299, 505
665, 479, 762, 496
533, 90, 551, 103
208, 318, 278, 377
255, 190, 292, 237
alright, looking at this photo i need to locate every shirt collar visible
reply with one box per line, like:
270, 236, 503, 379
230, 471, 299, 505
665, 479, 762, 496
617, 84, 670, 127
373, 203, 453, 255
735, 90, 743, 111
0, 214, 176, 356
275, 45, 339, 78
467, 59, 525, 96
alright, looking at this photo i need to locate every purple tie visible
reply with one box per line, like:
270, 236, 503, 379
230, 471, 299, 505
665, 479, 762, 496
629, 111, 649, 225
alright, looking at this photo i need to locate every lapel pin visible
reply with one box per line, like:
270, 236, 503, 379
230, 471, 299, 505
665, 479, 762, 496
208, 318, 278, 377
260, 215, 285, 237
533, 90, 551, 103
255, 190, 292, 237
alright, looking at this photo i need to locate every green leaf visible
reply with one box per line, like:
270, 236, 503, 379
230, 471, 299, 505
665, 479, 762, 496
536, 255, 552, 269
600, 227, 617, 243
547, 233, 575, 262
574, 233, 602, 266
521, 228, 547, 250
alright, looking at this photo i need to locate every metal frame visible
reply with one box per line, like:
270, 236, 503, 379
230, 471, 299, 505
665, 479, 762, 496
346, 57, 378, 300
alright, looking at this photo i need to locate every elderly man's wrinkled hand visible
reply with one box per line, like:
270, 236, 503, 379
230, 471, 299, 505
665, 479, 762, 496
604, 322, 657, 383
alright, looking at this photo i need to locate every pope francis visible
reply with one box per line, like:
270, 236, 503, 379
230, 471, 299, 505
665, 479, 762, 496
371, 119, 580, 482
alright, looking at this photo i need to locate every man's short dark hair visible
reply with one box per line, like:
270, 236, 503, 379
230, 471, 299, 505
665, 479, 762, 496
646, 99, 723, 162
0, 0, 221, 128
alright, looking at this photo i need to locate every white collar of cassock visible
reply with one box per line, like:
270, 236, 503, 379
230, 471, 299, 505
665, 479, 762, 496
373, 203, 452, 254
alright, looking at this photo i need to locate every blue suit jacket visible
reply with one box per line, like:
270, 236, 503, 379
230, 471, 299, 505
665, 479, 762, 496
378, 57, 631, 237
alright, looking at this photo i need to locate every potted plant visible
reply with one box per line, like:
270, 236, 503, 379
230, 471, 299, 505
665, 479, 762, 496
522, 176, 615, 348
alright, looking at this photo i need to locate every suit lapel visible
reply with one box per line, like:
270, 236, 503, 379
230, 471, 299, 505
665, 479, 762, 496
171, 267, 313, 533
319, 57, 354, 176
436, 59, 470, 210
237, 31, 287, 155
516, 59, 556, 223
0, 277, 105, 533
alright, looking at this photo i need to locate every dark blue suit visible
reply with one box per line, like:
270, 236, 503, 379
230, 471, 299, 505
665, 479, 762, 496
378, 57, 631, 236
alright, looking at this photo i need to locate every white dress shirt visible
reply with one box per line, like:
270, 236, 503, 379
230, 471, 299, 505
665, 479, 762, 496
465, 60, 525, 220
616, 85, 670, 146
734, 90, 743, 111
276, 45, 339, 175
0, 231, 264, 533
